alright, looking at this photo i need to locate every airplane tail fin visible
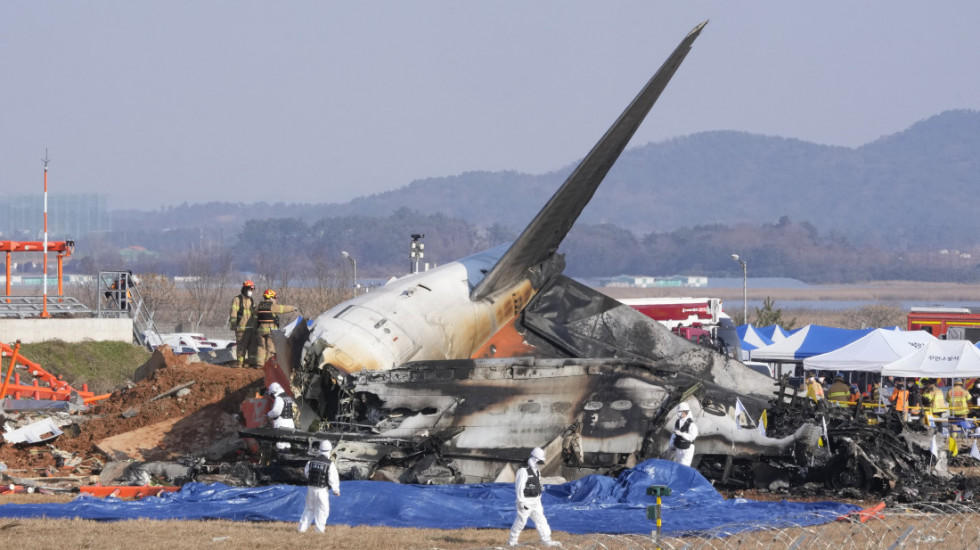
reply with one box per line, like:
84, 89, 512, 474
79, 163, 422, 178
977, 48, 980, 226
471, 21, 707, 301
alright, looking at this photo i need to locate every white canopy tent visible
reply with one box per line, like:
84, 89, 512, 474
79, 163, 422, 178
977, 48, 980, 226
802, 328, 938, 373
880, 340, 980, 378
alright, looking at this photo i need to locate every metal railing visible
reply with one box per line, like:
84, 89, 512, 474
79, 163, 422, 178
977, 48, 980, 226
96, 270, 161, 349
0, 295, 91, 318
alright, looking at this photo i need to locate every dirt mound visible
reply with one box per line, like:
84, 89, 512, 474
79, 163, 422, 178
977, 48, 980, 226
0, 346, 265, 471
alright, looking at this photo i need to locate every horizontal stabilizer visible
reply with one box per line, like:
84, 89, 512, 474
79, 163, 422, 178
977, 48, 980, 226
471, 21, 707, 301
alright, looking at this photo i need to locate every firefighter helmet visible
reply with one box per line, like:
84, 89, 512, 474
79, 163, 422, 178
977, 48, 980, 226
319, 440, 333, 453
243, 280, 255, 289
263, 289, 277, 300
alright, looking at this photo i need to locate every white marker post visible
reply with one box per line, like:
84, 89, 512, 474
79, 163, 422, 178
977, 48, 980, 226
41, 151, 51, 318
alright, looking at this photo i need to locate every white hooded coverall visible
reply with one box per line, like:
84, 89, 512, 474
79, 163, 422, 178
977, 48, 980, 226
297, 453, 340, 533
508, 458, 554, 545
668, 414, 699, 467
267, 392, 295, 451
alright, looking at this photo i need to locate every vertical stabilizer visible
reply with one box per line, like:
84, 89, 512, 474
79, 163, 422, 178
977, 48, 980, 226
471, 21, 707, 301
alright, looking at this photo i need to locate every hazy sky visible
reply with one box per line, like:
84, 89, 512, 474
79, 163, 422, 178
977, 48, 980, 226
3, 2, 979, 210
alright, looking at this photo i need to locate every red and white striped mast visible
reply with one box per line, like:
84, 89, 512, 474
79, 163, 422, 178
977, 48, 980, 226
41, 150, 51, 318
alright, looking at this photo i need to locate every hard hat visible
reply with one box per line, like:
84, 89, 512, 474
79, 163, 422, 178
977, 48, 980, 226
955, 379, 964, 385
835, 373, 844, 380
263, 289, 277, 300
530, 447, 546, 463
677, 402, 691, 413
268, 382, 283, 395
319, 440, 332, 453
850, 384, 859, 392
243, 280, 255, 289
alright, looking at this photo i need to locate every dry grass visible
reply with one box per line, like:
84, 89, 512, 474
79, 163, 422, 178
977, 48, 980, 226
0, 511, 977, 550
3, 493, 980, 549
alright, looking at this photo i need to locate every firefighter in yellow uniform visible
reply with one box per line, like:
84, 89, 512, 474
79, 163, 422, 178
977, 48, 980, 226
254, 289, 298, 368
229, 280, 256, 368
805, 375, 824, 402
923, 380, 948, 418
826, 373, 851, 404
948, 379, 971, 417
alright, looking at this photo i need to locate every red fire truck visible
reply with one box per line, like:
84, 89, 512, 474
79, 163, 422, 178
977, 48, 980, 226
906, 307, 980, 341
618, 297, 740, 357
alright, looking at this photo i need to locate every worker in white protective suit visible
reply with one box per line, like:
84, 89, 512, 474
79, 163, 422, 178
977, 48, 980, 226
267, 382, 295, 451
297, 439, 341, 533
508, 447, 562, 547
668, 402, 699, 467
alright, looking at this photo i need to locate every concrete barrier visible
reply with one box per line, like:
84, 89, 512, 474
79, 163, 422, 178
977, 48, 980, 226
0, 318, 133, 344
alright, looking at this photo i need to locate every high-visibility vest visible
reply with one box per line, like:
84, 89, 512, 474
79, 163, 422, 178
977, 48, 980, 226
890, 389, 908, 412
949, 386, 970, 416
806, 380, 824, 401
827, 382, 850, 402
925, 388, 947, 415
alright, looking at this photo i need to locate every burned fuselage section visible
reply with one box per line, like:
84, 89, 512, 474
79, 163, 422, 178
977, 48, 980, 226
286, 353, 813, 484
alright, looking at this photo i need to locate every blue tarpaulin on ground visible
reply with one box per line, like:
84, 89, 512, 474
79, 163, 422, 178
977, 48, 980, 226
0, 460, 856, 535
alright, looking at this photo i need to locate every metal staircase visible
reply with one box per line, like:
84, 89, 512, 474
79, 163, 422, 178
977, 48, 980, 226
96, 270, 161, 349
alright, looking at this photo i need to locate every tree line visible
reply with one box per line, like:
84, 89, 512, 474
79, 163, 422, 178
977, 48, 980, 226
61, 209, 980, 289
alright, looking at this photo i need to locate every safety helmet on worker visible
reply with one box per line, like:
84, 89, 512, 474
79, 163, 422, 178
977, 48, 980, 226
319, 439, 332, 453
835, 373, 845, 380
530, 447, 546, 463
268, 382, 283, 395
955, 379, 964, 386
243, 280, 255, 289
677, 402, 691, 413
849, 384, 859, 392
263, 289, 277, 300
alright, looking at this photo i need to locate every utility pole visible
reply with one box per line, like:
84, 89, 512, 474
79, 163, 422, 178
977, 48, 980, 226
730, 254, 747, 324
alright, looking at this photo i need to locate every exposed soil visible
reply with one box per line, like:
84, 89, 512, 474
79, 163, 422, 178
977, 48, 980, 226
0, 346, 265, 473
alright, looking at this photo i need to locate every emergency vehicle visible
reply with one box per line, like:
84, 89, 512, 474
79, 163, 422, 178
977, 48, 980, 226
906, 307, 980, 341
618, 297, 742, 359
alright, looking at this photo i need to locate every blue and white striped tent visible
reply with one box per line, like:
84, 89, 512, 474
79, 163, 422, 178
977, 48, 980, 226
757, 324, 793, 342
751, 325, 875, 362
736, 324, 774, 360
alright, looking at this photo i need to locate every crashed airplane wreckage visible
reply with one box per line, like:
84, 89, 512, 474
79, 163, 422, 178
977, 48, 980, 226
241, 21, 946, 494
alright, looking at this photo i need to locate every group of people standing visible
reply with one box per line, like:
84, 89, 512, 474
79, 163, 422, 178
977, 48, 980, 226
229, 280, 298, 368
807, 372, 980, 421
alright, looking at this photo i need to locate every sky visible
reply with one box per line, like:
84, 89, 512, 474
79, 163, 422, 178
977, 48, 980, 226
3, 2, 979, 210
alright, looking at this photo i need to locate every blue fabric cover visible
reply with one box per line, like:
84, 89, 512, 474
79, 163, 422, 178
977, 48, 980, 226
0, 459, 857, 535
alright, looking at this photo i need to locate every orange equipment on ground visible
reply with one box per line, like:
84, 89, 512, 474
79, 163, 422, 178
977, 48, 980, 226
1, 341, 110, 404
79, 485, 181, 499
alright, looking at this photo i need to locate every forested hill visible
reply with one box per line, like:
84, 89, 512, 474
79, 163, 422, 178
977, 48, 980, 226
116, 109, 980, 251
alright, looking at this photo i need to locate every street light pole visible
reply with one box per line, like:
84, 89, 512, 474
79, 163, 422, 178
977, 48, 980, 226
341, 251, 357, 295
730, 254, 747, 324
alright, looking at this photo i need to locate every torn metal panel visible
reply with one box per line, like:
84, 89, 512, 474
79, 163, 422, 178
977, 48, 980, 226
1, 399, 70, 412
3, 417, 63, 444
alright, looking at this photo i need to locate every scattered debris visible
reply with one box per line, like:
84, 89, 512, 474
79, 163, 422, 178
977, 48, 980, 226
3, 417, 63, 444
148, 381, 195, 403
79, 485, 180, 499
